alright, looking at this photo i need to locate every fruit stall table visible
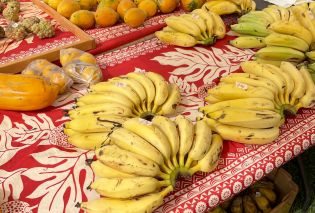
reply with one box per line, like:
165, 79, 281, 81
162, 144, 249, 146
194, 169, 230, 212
1, 2, 315, 213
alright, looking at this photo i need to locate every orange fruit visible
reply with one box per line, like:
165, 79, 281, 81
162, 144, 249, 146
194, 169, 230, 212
156, 0, 178, 13
180, 0, 204, 11
97, 0, 120, 10
124, 7, 146, 28
57, 0, 81, 18
70, 10, 95, 29
117, 0, 136, 19
138, 0, 157, 17
78, 52, 97, 64
95, 6, 119, 27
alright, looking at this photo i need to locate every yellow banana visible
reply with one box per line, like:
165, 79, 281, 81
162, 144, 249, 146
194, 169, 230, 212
254, 46, 305, 63
67, 132, 111, 150
90, 160, 136, 178
210, 11, 226, 39
157, 83, 181, 116
292, 8, 315, 42
296, 66, 315, 109
264, 32, 309, 52
263, 7, 282, 22
202, 0, 241, 15
192, 9, 215, 38
205, 94, 223, 103
306, 50, 315, 60
155, 31, 198, 47
180, 13, 208, 39
229, 36, 265, 49
254, 58, 283, 67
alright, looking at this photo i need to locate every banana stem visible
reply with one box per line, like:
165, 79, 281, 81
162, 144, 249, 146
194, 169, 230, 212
188, 165, 200, 176
172, 155, 179, 167
197, 37, 215, 46
161, 163, 172, 174
160, 185, 174, 197
184, 156, 193, 168
159, 179, 171, 187
169, 167, 180, 187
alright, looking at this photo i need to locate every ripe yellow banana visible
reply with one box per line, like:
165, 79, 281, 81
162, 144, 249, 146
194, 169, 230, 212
207, 108, 281, 129
180, 13, 208, 39
89, 177, 170, 199
210, 11, 226, 39
296, 66, 315, 109
264, 32, 309, 52
155, 31, 198, 47
109, 128, 164, 166
175, 115, 194, 167
205, 94, 223, 104
306, 50, 315, 60
188, 134, 223, 174
202, 0, 241, 15
269, 21, 312, 46
205, 118, 280, 145
79, 185, 173, 213
229, 36, 265, 49
268, 5, 290, 21
185, 119, 212, 168
200, 98, 276, 114
157, 83, 181, 116
63, 128, 79, 136
280, 61, 306, 105
263, 7, 282, 22
90, 160, 136, 178
292, 8, 315, 43
67, 132, 111, 150
254, 58, 283, 67
152, 115, 179, 167
192, 9, 215, 38
254, 46, 305, 63
309, 2, 315, 15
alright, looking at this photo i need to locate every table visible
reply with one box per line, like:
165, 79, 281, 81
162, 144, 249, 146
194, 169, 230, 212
1, 2, 315, 213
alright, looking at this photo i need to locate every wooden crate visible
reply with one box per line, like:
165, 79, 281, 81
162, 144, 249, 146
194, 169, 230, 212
0, 0, 95, 73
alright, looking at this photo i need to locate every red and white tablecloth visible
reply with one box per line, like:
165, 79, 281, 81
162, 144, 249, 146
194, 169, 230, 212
1, 33, 315, 213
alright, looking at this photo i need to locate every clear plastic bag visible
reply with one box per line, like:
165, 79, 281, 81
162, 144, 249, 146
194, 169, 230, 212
60, 48, 97, 67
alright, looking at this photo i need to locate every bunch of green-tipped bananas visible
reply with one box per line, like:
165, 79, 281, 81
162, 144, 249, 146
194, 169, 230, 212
200, 60, 315, 145
75, 116, 223, 212
155, 8, 226, 47
209, 178, 278, 213
201, 0, 256, 16
229, 3, 315, 66
64, 71, 181, 150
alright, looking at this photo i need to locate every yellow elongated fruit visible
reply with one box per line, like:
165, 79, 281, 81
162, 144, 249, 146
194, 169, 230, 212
294, 9, 315, 42
146, 72, 169, 112
63, 128, 80, 136
264, 32, 310, 52
306, 51, 315, 60
185, 119, 212, 168
263, 7, 281, 21
157, 83, 181, 116
122, 118, 173, 169
229, 36, 266, 49
202, 0, 241, 15
205, 118, 280, 145
280, 61, 306, 105
188, 134, 223, 174
109, 128, 164, 166
152, 115, 179, 167
95, 145, 162, 177
309, 2, 315, 14
127, 72, 155, 112
67, 102, 135, 119
255, 58, 283, 67
231, 23, 270, 37
67, 132, 111, 150
205, 94, 223, 104
155, 31, 198, 47
175, 115, 194, 167
89, 177, 170, 199
269, 21, 312, 45
79, 186, 173, 213
200, 98, 275, 114
180, 13, 208, 39
90, 160, 136, 178
64, 114, 127, 133
210, 11, 226, 39
206, 108, 281, 129
254, 46, 305, 62
296, 66, 315, 109
192, 9, 215, 38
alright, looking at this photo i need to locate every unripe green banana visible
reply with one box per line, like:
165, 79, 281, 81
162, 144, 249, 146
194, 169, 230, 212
231, 23, 270, 37
238, 14, 270, 26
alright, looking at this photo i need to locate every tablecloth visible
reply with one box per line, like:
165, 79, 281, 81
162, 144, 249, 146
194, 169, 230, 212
1, 32, 315, 213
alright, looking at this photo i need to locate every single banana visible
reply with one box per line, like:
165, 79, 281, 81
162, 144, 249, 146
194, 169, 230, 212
122, 117, 173, 170
90, 160, 136, 178
67, 102, 135, 119
238, 14, 271, 26
157, 83, 181, 116
89, 177, 170, 199
230, 23, 270, 37
263, 7, 282, 22
210, 11, 226, 39
280, 61, 306, 105
200, 98, 276, 114
64, 114, 126, 133
254, 46, 305, 62
243, 195, 258, 213
229, 36, 266, 49
146, 72, 169, 112
306, 50, 315, 60
109, 128, 164, 166
185, 119, 212, 168
180, 13, 208, 39
254, 58, 283, 67
162, 26, 176, 32
205, 118, 280, 145
63, 128, 80, 136
268, 21, 312, 46
67, 132, 111, 150
79, 185, 173, 213
250, 192, 272, 213
296, 66, 315, 109
246, 11, 275, 23
152, 115, 180, 167
95, 145, 165, 178
202, 0, 241, 15
205, 94, 223, 104
175, 115, 194, 167
155, 31, 198, 47
188, 134, 223, 175
264, 32, 309, 52
192, 9, 215, 38
127, 72, 155, 113
207, 108, 281, 129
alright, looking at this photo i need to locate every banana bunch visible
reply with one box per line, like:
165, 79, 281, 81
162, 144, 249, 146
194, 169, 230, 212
76, 115, 223, 213
155, 8, 226, 47
63, 71, 181, 150
201, 0, 255, 15
200, 60, 315, 145
209, 178, 278, 213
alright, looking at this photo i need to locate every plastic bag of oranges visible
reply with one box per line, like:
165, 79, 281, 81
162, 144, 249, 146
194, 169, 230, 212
22, 59, 73, 94
60, 48, 97, 67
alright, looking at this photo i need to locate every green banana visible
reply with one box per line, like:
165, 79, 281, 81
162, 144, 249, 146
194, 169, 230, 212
255, 46, 305, 62
238, 14, 271, 26
306, 51, 315, 60
231, 23, 270, 37
264, 32, 309, 52
230, 36, 265, 49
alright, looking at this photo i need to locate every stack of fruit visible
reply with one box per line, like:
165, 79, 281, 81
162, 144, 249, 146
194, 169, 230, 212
229, 3, 315, 66
209, 178, 279, 213
200, 60, 315, 145
200, 0, 255, 15
75, 116, 223, 212
155, 8, 226, 47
